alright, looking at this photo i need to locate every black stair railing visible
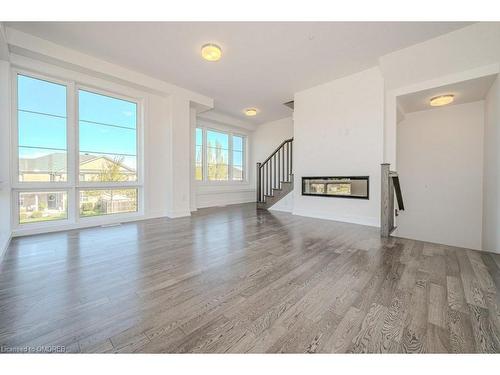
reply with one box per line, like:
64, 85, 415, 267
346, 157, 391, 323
256, 138, 293, 203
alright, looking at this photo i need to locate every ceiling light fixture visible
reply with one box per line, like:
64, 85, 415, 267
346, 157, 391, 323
430, 94, 454, 107
244, 108, 258, 116
201, 43, 222, 62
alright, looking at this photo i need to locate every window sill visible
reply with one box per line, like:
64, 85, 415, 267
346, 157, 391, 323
12, 211, 145, 237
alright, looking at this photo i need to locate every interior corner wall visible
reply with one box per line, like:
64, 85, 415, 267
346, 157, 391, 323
0, 60, 11, 259
483, 76, 500, 253
293, 67, 384, 227
396, 102, 485, 251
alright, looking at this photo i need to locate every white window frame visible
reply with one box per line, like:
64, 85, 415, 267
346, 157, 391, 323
195, 126, 248, 184
11, 67, 144, 233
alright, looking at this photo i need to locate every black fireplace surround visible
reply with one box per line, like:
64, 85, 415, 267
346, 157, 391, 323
302, 176, 369, 199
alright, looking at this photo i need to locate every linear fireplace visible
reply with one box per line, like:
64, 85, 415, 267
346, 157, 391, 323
302, 176, 369, 199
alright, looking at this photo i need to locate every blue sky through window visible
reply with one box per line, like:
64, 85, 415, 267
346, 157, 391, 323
207, 130, 228, 149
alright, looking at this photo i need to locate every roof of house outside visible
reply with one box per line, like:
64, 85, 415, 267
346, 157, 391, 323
19, 153, 136, 173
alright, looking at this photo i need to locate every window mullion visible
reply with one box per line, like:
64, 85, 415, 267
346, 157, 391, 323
203, 128, 208, 182
228, 133, 233, 181
67, 81, 77, 223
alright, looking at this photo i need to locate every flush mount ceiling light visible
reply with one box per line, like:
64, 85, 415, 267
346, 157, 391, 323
244, 108, 258, 116
201, 43, 222, 62
430, 94, 454, 107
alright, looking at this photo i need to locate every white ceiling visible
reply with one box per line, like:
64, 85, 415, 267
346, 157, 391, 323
6, 22, 472, 125
397, 74, 497, 114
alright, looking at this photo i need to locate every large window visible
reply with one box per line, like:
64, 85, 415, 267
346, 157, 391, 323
14, 72, 141, 227
79, 90, 137, 182
195, 128, 246, 182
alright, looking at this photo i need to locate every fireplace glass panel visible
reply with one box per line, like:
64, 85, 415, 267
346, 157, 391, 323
302, 176, 369, 199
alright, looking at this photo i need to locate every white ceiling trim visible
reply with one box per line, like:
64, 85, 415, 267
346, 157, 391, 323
0, 24, 9, 61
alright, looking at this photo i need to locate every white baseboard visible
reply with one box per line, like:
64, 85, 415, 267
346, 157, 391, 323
292, 208, 380, 228
196, 190, 255, 209
165, 210, 192, 218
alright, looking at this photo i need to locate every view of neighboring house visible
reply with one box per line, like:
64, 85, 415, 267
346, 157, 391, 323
18, 153, 137, 223
18, 153, 136, 182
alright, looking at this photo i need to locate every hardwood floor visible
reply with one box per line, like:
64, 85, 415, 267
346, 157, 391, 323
0, 203, 499, 353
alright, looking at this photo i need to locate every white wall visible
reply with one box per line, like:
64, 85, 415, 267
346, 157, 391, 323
144, 94, 171, 219
0, 60, 11, 259
483, 76, 500, 253
396, 102, 485, 250
252, 117, 294, 166
166, 95, 192, 217
293, 67, 384, 227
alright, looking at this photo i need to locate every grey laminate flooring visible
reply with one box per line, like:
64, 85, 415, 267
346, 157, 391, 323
1, 203, 499, 353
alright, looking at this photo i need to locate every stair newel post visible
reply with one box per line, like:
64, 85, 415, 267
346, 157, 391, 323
256, 162, 261, 202
380, 163, 392, 237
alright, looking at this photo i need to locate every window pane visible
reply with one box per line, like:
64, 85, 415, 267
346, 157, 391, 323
79, 153, 136, 182
79, 90, 136, 129
195, 164, 203, 181
233, 150, 243, 166
79, 121, 136, 155
208, 164, 228, 181
207, 130, 228, 149
19, 148, 67, 182
19, 191, 67, 224
207, 148, 228, 165
79, 90, 137, 182
18, 75, 67, 182
232, 166, 243, 181
18, 75, 67, 117
233, 136, 243, 151
195, 145, 203, 181
80, 189, 138, 217
196, 128, 203, 146
18, 111, 67, 150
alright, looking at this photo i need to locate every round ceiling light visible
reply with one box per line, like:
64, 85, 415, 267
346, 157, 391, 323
201, 43, 222, 62
430, 94, 454, 107
244, 108, 258, 116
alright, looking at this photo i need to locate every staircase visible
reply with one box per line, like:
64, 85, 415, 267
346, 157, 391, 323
256, 138, 293, 209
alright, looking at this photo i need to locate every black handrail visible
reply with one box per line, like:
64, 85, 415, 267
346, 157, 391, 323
261, 138, 293, 166
391, 175, 404, 211
256, 138, 293, 203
